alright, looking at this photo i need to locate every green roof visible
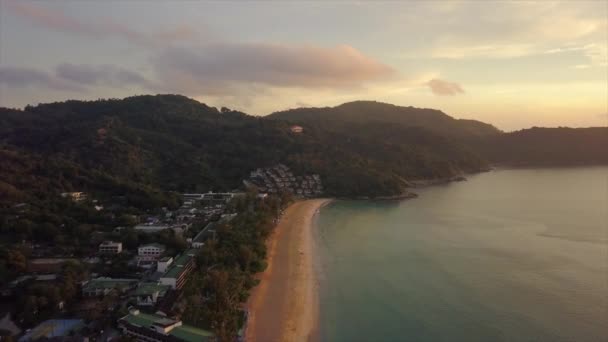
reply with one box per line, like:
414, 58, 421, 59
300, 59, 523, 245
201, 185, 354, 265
133, 282, 171, 296
121, 312, 213, 342
83, 278, 136, 291
123, 312, 160, 327
163, 249, 197, 278
170, 324, 214, 342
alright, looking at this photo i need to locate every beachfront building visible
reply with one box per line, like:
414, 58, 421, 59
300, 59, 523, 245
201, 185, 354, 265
118, 309, 213, 342
159, 250, 197, 289
82, 277, 137, 297
99, 241, 123, 255
133, 283, 171, 307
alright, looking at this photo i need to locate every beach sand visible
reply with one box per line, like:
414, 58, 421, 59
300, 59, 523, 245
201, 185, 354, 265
246, 199, 331, 342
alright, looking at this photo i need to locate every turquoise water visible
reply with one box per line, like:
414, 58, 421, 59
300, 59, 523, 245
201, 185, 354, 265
316, 167, 608, 342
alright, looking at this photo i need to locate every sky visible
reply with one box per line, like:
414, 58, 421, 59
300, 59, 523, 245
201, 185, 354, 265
0, 0, 606, 131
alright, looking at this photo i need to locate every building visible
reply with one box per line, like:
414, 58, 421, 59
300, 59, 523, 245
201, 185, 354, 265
157, 257, 174, 273
191, 214, 236, 249
290, 125, 304, 134
28, 258, 78, 273
60, 192, 87, 202
138, 243, 166, 261
118, 310, 213, 342
18, 319, 84, 341
132, 283, 171, 307
99, 241, 123, 255
190, 221, 218, 249
159, 250, 196, 289
82, 277, 137, 297
134, 223, 190, 234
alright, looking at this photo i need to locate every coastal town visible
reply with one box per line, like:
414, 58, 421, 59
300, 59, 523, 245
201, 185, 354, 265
0, 165, 324, 341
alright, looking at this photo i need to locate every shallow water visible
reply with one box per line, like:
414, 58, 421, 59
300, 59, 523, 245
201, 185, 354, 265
316, 167, 608, 342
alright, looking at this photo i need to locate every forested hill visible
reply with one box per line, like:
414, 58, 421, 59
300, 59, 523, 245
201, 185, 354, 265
0, 95, 487, 205
269, 100, 502, 138
1, 95, 606, 206
269, 101, 608, 166
479, 127, 608, 166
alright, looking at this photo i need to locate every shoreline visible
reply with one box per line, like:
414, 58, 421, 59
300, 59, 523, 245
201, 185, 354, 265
245, 199, 332, 342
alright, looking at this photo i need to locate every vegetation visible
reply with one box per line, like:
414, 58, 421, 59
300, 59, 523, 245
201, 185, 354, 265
181, 192, 290, 340
0, 95, 500, 206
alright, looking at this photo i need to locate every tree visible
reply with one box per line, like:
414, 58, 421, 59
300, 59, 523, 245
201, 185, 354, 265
5, 249, 27, 274
203, 270, 244, 342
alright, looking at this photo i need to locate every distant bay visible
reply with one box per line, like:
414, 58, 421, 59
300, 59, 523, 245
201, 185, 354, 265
315, 167, 608, 342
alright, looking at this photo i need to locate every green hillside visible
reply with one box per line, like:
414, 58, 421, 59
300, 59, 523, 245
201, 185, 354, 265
1, 95, 606, 207
0, 95, 491, 206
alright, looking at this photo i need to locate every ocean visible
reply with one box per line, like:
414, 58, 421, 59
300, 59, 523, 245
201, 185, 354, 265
315, 167, 608, 342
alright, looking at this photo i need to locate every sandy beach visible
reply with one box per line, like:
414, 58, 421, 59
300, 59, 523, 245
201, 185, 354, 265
246, 199, 331, 342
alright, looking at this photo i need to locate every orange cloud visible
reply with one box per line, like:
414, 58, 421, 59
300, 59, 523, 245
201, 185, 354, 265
154, 43, 396, 93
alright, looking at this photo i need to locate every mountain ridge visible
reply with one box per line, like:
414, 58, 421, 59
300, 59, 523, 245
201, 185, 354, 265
1, 94, 606, 206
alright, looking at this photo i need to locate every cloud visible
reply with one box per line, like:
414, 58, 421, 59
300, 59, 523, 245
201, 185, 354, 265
432, 44, 535, 59
1, 42, 394, 98
153, 43, 396, 94
4, 0, 197, 47
407, 1, 606, 60
547, 43, 608, 68
0, 66, 83, 91
426, 79, 465, 96
0, 64, 153, 92
55, 63, 155, 88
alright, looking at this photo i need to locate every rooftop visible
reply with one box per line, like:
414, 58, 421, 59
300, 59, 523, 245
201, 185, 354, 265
134, 282, 171, 296
82, 277, 137, 291
121, 312, 213, 342
100, 241, 121, 246
139, 243, 166, 249
19, 319, 84, 341
30, 258, 77, 264
163, 250, 197, 279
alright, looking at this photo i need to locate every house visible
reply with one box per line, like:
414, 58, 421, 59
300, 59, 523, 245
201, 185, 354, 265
82, 277, 137, 297
159, 250, 197, 289
99, 241, 123, 255
137, 243, 166, 261
118, 309, 213, 342
132, 283, 171, 307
